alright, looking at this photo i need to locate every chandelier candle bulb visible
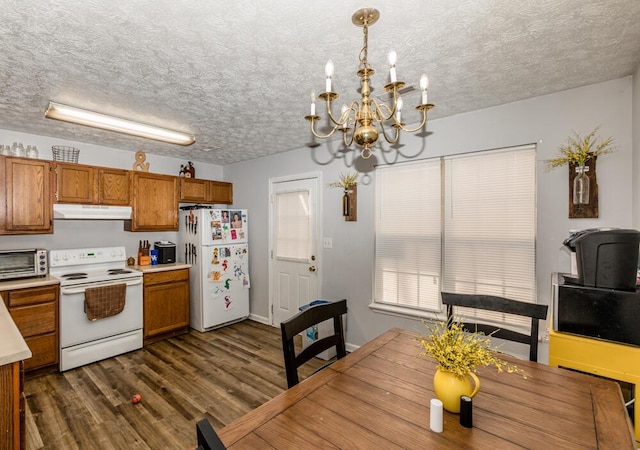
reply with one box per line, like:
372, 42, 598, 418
325, 60, 334, 92
388, 50, 397, 83
310, 91, 316, 116
420, 74, 429, 105
396, 97, 403, 122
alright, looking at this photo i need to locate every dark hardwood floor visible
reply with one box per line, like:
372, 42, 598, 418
24, 320, 324, 449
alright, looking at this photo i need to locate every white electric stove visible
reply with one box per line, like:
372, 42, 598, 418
49, 246, 143, 371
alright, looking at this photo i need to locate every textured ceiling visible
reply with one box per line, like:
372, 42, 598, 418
1, 0, 639, 165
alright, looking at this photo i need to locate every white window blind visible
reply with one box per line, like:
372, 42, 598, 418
275, 190, 311, 260
442, 146, 536, 327
375, 160, 442, 311
374, 144, 536, 326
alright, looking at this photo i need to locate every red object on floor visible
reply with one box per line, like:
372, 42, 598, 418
131, 394, 142, 404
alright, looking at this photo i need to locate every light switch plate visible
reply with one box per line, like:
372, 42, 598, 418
323, 237, 333, 249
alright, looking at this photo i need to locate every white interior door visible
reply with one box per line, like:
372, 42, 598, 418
270, 175, 320, 326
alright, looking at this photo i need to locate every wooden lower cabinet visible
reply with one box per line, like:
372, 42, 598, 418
143, 269, 190, 345
0, 360, 24, 450
2, 285, 59, 372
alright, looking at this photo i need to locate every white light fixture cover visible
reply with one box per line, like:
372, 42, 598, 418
44, 102, 195, 146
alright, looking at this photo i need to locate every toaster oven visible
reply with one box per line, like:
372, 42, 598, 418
0, 249, 48, 281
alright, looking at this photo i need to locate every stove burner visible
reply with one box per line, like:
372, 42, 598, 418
61, 272, 88, 278
65, 276, 88, 280
108, 269, 133, 275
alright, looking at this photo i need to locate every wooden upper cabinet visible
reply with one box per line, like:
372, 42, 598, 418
1, 157, 53, 234
98, 168, 130, 205
179, 178, 233, 204
55, 162, 95, 203
126, 172, 179, 231
55, 162, 130, 206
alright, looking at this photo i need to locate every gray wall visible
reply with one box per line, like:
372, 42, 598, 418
1, 76, 636, 363
0, 129, 224, 259
226, 76, 635, 362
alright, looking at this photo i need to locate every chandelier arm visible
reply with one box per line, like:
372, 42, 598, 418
308, 119, 343, 140
397, 108, 428, 133
370, 98, 395, 122
378, 119, 401, 144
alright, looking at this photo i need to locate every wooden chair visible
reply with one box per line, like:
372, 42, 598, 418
440, 292, 548, 362
196, 418, 226, 450
280, 299, 347, 388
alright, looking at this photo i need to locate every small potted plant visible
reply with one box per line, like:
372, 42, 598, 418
417, 319, 525, 413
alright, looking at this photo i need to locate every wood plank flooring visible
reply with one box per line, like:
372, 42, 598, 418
24, 320, 324, 450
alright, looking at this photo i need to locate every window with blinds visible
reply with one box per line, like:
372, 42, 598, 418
275, 190, 311, 260
374, 145, 536, 327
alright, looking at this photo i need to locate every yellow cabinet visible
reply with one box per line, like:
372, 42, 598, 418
549, 329, 640, 443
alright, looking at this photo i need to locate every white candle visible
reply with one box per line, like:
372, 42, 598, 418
396, 97, 403, 123
310, 91, 316, 116
341, 104, 348, 129
430, 398, 443, 433
325, 60, 334, 92
420, 73, 429, 105
388, 50, 397, 83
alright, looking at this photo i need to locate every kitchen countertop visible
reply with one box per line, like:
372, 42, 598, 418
0, 274, 60, 291
0, 295, 31, 366
133, 263, 191, 273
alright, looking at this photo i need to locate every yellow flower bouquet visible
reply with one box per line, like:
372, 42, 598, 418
417, 319, 525, 378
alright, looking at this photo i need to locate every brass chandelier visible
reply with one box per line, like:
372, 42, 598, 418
305, 7, 434, 159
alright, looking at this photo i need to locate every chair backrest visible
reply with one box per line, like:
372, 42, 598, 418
196, 418, 226, 450
440, 292, 548, 362
280, 299, 347, 388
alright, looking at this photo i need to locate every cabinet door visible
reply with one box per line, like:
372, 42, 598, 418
143, 270, 190, 344
127, 172, 179, 231
0, 361, 22, 450
99, 168, 131, 205
180, 178, 208, 202
55, 162, 96, 203
4, 157, 52, 233
208, 181, 233, 204
5, 285, 59, 372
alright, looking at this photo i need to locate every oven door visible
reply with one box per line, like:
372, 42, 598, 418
60, 277, 143, 348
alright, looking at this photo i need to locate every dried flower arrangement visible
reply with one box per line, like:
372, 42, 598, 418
328, 171, 358, 189
545, 127, 615, 171
417, 319, 526, 378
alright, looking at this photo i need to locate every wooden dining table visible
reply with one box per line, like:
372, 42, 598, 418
218, 328, 636, 449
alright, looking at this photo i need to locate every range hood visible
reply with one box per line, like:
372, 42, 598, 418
53, 204, 132, 220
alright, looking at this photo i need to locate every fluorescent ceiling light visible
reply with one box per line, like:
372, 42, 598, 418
44, 101, 195, 146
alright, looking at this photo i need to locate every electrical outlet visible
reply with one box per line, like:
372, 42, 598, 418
323, 238, 333, 249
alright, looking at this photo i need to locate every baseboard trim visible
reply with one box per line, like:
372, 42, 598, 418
249, 313, 270, 325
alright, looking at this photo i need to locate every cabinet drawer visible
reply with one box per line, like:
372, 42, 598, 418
7, 285, 58, 307
23, 333, 58, 371
10, 302, 56, 336
144, 268, 189, 285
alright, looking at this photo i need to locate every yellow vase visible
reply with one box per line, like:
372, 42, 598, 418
433, 368, 480, 413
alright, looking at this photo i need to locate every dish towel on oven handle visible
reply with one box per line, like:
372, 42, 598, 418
84, 283, 127, 321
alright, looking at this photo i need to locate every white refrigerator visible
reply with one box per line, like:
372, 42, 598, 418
178, 207, 250, 331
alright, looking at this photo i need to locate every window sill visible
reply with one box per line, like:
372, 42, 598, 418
368, 302, 445, 322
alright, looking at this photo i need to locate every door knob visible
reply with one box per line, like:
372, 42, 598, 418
308, 265, 316, 272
